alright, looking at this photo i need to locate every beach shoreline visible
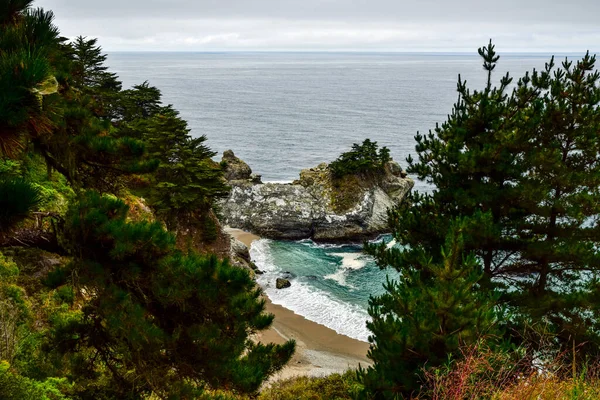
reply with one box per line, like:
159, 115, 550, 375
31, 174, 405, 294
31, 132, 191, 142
225, 228, 372, 382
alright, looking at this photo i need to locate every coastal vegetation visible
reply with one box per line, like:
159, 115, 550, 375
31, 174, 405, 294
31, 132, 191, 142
2, 1, 600, 399
329, 139, 391, 179
362, 42, 600, 398
0, 1, 293, 399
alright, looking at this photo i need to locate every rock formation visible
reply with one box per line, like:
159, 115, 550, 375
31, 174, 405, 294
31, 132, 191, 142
276, 278, 292, 289
220, 150, 414, 242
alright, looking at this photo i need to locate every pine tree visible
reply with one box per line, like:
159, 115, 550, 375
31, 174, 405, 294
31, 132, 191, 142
373, 41, 600, 366
142, 107, 229, 229
70, 36, 122, 119
362, 217, 499, 398
50, 192, 294, 398
71, 36, 120, 92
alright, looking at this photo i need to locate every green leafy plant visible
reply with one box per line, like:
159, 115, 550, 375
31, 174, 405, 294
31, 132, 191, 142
0, 179, 42, 231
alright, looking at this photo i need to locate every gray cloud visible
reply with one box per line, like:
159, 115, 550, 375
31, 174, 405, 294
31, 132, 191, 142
34, 0, 600, 52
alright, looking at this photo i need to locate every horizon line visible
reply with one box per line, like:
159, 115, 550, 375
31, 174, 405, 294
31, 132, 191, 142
105, 49, 595, 55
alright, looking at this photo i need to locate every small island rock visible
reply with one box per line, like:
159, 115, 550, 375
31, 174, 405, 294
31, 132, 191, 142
222, 150, 255, 182
219, 152, 414, 242
276, 278, 292, 289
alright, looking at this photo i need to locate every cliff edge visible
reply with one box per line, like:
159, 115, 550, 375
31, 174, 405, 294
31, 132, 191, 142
219, 150, 414, 241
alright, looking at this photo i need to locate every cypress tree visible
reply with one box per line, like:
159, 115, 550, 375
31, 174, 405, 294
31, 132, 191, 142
366, 41, 600, 396
362, 217, 499, 398
143, 107, 229, 229
71, 36, 120, 92
1, 2, 295, 399
50, 192, 294, 398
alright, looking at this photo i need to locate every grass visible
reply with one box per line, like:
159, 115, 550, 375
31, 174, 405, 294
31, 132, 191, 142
255, 341, 600, 400
420, 340, 600, 400
258, 371, 362, 400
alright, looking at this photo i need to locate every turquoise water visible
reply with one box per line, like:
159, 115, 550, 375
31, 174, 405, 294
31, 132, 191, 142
251, 237, 398, 342
106, 52, 564, 340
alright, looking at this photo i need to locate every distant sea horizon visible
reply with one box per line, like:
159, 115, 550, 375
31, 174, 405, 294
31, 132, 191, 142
107, 50, 588, 55
107, 51, 573, 189
106, 51, 588, 339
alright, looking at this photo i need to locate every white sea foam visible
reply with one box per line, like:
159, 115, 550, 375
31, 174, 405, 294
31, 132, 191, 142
323, 252, 368, 288
329, 252, 368, 270
324, 269, 355, 288
251, 239, 372, 342
296, 239, 349, 250
265, 280, 371, 341
264, 180, 294, 184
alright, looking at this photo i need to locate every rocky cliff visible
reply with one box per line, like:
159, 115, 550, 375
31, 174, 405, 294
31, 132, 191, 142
219, 151, 414, 241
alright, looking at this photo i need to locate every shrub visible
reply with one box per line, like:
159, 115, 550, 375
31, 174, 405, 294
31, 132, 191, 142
259, 371, 362, 400
421, 340, 600, 400
329, 139, 391, 179
0, 361, 72, 400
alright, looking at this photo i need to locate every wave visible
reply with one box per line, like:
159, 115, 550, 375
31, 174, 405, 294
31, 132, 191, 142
264, 180, 294, 184
324, 268, 355, 289
296, 238, 358, 250
251, 239, 372, 342
327, 252, 369, 270
323, 252, 369, 288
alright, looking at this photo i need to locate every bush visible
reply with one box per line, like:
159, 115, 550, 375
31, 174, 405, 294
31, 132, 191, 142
0, 361, 71, 400
421, 340, 600, 400
0, 179, 42, 232
329, 139, 391, 179
259, 371, 363, 400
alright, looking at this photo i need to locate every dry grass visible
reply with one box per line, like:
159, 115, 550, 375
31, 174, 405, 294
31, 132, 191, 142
420, 339, 600, 400
493, 376, 600, 400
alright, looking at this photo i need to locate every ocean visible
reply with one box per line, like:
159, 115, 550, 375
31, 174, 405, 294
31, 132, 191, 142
108, 52, 566, 341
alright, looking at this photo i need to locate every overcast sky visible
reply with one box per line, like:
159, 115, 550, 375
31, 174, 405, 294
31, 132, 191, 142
35, 0, 600, 52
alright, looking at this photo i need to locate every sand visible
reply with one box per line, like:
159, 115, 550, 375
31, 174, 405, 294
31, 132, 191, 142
225, 228, 372, 382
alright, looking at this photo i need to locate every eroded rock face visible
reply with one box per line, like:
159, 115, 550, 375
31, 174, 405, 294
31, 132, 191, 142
219, 151, 414, 242
222, 150, 253, 181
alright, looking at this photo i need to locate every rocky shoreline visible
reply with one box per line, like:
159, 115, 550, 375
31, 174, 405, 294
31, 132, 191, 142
219, 150, 414, 242
226, 228, 372, 383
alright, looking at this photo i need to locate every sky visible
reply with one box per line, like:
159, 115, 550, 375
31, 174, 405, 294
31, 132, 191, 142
35, 0, 600, 52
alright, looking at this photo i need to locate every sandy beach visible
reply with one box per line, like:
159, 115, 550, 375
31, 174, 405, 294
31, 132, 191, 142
225, 228, 372, 382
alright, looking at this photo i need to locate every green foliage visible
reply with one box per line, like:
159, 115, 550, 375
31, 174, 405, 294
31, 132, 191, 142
52, 286, 74, 305
144, 108, 229, 226
70, 36, 120, 92
0, 0, 60, 157
49, 191, 294, 398
116, 88, 229, 228
363, 218, 500, 397
116, 81, 163, 122
0, 159, 23, 177
0, 361, 72, 400
367, 41, 600, 397
329, 139, 391, 179
0, 252, 31, 365
0, 2, 290, 399
404, 43, 600, 349
259, 371, 363, 400
0, 179, 42, 231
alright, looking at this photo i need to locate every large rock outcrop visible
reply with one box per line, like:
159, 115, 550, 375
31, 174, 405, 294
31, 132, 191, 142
219, 151, 414, 241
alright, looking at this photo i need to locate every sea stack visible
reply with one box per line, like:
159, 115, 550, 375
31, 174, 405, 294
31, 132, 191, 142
219, 150, 414, 242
